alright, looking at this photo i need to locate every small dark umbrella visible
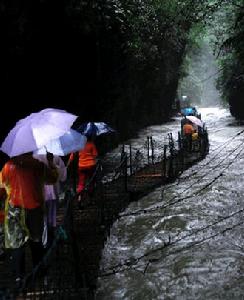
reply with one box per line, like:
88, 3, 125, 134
76, 122, 115, 136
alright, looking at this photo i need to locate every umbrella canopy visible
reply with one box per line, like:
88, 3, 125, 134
33, 129, 87, 156
186, 116, 203, 128
181, 107, 197, 116
1, 108, 78, 157
77, 122, 115, 136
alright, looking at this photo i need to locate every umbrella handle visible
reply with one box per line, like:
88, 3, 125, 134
46, 148, 54, 163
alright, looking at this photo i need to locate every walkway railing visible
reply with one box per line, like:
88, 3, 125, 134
0, 129, 209, 299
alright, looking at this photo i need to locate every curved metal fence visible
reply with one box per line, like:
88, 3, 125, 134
0, 129, 209, 299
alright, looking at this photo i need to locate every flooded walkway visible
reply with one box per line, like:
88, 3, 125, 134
0, 109, 208, 299
96, 107, 244, 300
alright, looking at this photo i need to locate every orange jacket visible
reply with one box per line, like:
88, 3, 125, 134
1, 157, 58, 209
69, 141, 98, 169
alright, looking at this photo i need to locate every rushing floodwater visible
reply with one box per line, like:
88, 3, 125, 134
96, 107, 244, 300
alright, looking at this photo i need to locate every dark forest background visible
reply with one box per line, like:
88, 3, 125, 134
1, 0, 244, 159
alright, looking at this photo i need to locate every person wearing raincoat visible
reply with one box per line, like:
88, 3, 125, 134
183, 120, 195, 151
68, 134, 98, 202
0, 152, 58, 286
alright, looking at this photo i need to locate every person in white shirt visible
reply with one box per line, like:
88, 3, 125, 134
33, 153, 67, 248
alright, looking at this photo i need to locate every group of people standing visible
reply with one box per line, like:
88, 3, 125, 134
181, 118, 202, 151
0, 134, 98, 287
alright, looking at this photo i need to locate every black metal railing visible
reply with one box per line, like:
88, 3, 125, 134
0, 129, 209, 299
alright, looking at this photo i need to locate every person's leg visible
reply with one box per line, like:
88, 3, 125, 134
29, 240, 45, 267
45, 199, 56, 248
0, 223, 4, 260
77, 169, 86, 194
26, 207, 45, 267
46, 199, 57, 228
77, 169, 87, 203
86, 166, 96, 195
11, 245, 25, 279
50, 199, 57, 228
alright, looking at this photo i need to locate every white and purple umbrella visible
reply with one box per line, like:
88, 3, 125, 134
1, 108, 78, 157
186, 116, 203, 128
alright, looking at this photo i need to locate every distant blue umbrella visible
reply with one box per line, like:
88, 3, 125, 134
77, 122, 115, 136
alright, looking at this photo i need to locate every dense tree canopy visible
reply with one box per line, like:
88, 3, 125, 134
209, 1, 244, 118
0, 0, 239, 151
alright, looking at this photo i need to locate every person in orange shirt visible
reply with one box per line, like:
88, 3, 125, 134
183, 120, 195, 151
0, 152, 58, 285
68, 135, 98, 202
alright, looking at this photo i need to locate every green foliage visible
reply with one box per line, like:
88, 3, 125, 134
207, 1, 244, 116
64, 0, 241, 130
2, 0, 236, 142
